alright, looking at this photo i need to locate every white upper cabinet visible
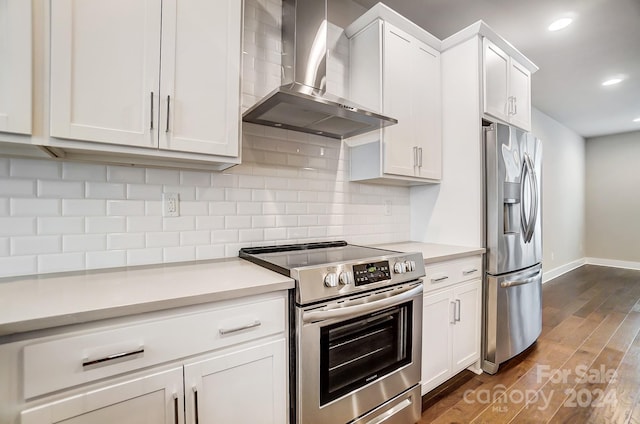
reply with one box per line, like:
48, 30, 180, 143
483, 38, 531, 131
49, 0, 241, 164
0, 0, 32, 134
347, 12, 442, 185
159, 0, 240, 157
50, 0, 161, 148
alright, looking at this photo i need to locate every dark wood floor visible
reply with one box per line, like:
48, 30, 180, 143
419, 265, 640, 424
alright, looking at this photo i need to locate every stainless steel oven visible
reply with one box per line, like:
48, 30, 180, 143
297, 282, 423, 424
239, 241, 425, 424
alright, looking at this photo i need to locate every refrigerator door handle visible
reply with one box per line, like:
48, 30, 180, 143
500, 270, 542, 288
524, 153, 539, 242
519, 159, 530, 239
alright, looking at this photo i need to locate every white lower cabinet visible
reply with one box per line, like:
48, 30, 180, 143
3, 292, 288, 424
421, 257, 482, 395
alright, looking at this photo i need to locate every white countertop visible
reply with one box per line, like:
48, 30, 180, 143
0, 258, 293, 337
374, 241, 485, 264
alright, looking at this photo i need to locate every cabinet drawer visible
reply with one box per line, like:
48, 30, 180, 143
23, 295, 285, 399
424, 256, 482, 292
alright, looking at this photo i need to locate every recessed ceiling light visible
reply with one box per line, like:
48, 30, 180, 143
602, 77, 624, 86
633, 117, 640, 122
548, 17, 573, 31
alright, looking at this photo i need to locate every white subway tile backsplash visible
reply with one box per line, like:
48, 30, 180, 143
107, 166, 145, 183
0, 178, 36, 197
275, 215, 297, 227
63, 199, 106, 216
0, 158, 9, 176
38, 252, 85, 274
86, 250, 127, 270
239, 229, 263, 242
127, 248, 163, 266
251, 189, 274, 202
107, 200, 145, 216
225, 187, 251, 201
86, 182, 126, 199
163, 216, 195, 232
196, 187, 224, 201
264, 227, 287, 240
10, 159, 60, 179
180, 231, 210, 246
107, 233, 145, 250
11, 199, 60, 217
145, 201, 163, 216
212, 229, 239, 243
163, 246, 196, 263
224, 243, 247, 258
308, 226, 327, 238
180, 171, 211, 186
286, 203, 307, 215
63, 234, 106, 252
127, 183, 163, 200
38, 217, 84, 235
262, 202, 286, 215
163, 185, 196, 201
127, 216, 163, 232
211, 173, 238, 188
195, 216, 225, 230
37, 180, 84, 198
225, 215, 252, 229
0, 237, 9, 256
62, 162, 106, 181
196, 244, 225, 260
0, 217, 36, 236
237, 202, 262, 215
146, 232, 180, 248
180, 201, 208, 216
251, 215, 275, 228
0, 256, 37, 277
146, 168, 180, 185
209, 201, 236, 216
86, 216, 126, 233
0, 198, 8, 216
287, 227, 308, 239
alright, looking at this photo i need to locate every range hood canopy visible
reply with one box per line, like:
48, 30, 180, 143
242, 0, 397, 140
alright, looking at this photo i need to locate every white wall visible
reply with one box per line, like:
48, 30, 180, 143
585, 130, 640, 265
531, 108, 586, 278
0, 0, 410, 278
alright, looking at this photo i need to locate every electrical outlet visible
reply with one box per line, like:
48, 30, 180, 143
384, 200, 392, 216
162, 193, 180, 217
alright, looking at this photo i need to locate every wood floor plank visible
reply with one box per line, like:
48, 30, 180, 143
420, 265, 640, 424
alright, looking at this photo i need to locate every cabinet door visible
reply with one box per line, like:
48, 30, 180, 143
184, 338, 287, 424
452, 279, 481, 371
21, 367, 184, 424
414, 43, 441, 180
382, 23, 416, 177
509, 59, 532, 131
0, 0, 31, 134
421, 289, 453, 394
159, 0, 241, 157
50, 0, 161, 148
483, 39, 509, 122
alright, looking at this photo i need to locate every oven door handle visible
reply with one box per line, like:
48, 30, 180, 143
302, 284, 423, 323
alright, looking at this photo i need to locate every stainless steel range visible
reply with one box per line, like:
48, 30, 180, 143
240, 241, 425, 424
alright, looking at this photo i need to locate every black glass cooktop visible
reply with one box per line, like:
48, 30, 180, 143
239, 241, 398, 276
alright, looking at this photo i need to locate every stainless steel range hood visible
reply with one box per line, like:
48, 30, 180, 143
242, 0, 397, 140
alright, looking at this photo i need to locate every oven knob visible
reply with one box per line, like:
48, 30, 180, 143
405, 260, 416, 272
393, 262, 406, 274
324, 272, 338, 288
339, 271, 353, 285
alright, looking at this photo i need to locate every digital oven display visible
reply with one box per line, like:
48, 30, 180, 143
353, 261, 391, 286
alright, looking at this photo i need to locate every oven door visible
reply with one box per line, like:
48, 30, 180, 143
296, 282, 423, 424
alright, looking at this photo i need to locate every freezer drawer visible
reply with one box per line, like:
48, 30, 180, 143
483, 264, 542, 374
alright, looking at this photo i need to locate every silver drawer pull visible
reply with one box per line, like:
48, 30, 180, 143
82, 346, 144, 368
219, 320, 261, 336
463, 268, 478, 275
432, 276, 449, 283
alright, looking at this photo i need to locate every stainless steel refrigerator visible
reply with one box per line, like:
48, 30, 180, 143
482, 122, 542, 374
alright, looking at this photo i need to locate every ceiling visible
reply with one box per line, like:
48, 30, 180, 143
352, 0, 640, 138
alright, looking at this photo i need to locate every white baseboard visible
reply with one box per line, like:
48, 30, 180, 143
585, 257, 640, 270
542, 258, 586, 283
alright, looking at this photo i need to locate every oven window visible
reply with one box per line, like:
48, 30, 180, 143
319, 302, 412, 405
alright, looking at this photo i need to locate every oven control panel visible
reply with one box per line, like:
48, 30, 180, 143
353, 261, 391, 286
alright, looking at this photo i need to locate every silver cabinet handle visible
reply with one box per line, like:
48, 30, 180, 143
193, 386, 199, 424
455, 299, 461, 322
413, 146, 418, 167
166, 95, 171, 132
432, 275, 448, 283
513, 96, 517, 115
150, 92, 154, 130
219, 320, 261, 335
418, 147, 423, 167
462, 268, 478, 275
82, 346, 144, 368
173, 393, 179, 424
450, 301, 456, 324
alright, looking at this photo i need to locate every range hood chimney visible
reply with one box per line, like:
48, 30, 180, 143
242, 0, 397, 140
